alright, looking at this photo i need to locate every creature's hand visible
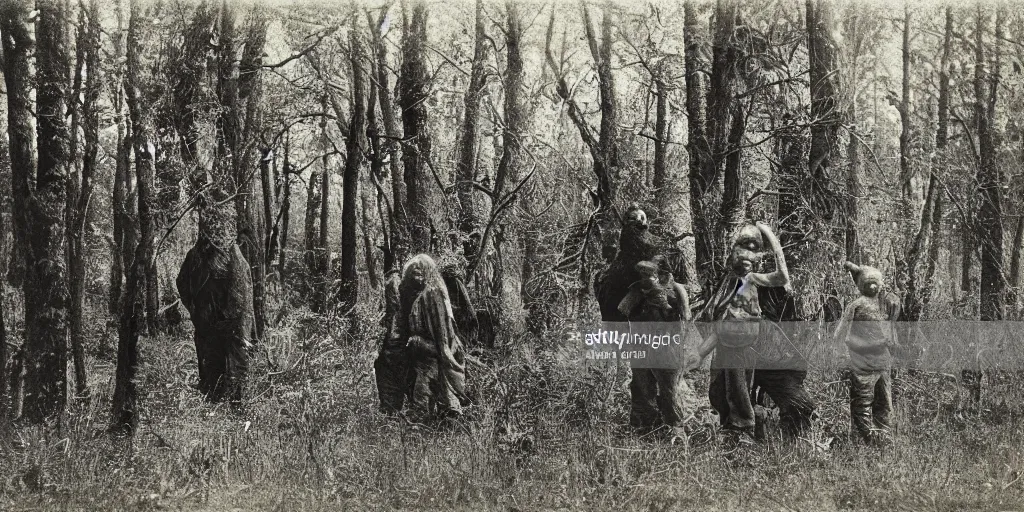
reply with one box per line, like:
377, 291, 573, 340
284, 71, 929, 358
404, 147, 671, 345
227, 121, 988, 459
406, 335, 439, 358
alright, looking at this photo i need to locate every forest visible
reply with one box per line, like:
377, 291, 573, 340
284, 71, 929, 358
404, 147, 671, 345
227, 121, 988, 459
1, 0, 1024, 509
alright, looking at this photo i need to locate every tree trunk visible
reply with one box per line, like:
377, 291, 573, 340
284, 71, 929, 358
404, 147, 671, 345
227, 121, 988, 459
66, 11, 85, 375
67, 0, 101, 398
684, 1, 710, 284
651, 74, 688, 282
111, 237, 144, 435
843, 4, 863, 263
961, 221, 973, 295
1, 0, 35, 291
370, 8, 410, 263
0, 0, 36, 321
304, 165, 322, 281
400, 1, 440, 254
976, 6, 1003, 322
123, 0, 158, 338
113, 10, 150, 427
108, 0, 128, 316
337, 17, 366, 311
897, 3, 916, 263
716, 103, 746, 249
261, 148, 275, 270
0, 270, 6, 422
694, 0, 739, 282
17, 0, 73, 423
235, 11, 269, 341
278, 131, 292, 281
906, 6, 953, 320
490, 0, 528, 336
361, 192, 379, 289
363, 20, 396, 273
845, 101, 862, 261
455, 0, 489, 244
807, 0, 840, 182
318, 126, 331, 313
1009, 216, 1024, 313
585, 1, 620, 263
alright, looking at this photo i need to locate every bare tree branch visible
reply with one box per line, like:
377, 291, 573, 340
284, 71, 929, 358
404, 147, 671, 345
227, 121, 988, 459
263, 26, 339, 69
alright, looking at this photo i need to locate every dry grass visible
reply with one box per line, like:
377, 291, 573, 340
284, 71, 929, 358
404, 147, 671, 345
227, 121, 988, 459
2, 304, 1024, 511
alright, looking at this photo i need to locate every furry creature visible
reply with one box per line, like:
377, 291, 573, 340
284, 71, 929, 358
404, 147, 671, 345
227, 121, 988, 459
834, 261, 901, 445
398, 254, 469, 419
594, 205, 659, 322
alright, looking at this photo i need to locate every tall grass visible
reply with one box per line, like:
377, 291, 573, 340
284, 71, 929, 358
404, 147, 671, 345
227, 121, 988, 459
1, 301, 1023, 511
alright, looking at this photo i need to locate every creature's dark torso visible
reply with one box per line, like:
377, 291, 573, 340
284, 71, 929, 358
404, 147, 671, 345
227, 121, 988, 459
595, 229, 658, 322
626, 282, 684, 322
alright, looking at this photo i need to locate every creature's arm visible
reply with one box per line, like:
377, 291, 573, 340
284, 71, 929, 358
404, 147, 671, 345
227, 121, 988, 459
695, 330, 718, 361
886, 293, 902, 347
617, 282, 648, 318
672, 282, 692, 321
833, 301, 858, 345
406, 289, 463, 362
746, 222, 791, 290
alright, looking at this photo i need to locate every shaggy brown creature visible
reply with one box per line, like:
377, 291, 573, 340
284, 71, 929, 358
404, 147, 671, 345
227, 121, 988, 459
397, 254, 470, 419
594, 205, 659, 323
616, 256, 710, 433
440, 261, 479, 347
176, 236, 255, 404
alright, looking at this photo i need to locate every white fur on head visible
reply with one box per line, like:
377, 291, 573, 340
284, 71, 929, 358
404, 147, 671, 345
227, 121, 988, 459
401, 253, 456, 321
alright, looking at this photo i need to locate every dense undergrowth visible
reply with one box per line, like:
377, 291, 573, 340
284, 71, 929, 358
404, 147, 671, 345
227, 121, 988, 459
2, 294, 1024, 511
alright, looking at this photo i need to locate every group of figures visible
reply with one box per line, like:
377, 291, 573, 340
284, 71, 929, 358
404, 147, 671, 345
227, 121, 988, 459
367, 205, 900, 445
595, 206, 900, 446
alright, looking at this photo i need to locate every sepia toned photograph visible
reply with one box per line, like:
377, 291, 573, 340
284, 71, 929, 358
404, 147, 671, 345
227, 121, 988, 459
0, 0, 1023, 509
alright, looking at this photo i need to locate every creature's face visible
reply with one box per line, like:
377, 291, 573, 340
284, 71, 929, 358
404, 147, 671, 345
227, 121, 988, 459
646, 274, 659, 288
857, 267, 884, 298
402, 254, 437, 292
623, 207, 649, 233
409, 265, 426, 288
727, 225, 764, 276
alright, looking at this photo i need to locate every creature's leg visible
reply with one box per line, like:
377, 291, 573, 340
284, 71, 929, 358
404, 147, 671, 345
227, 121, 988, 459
711, 347, 756, 432
436, 364, 464, 418
653, 369, 696, 428
373, 347, 408, 414
193, 330, 212, 395
872, 369, 894, 443
204, 333, 229, 402
757, 370, 815, 438
848, 369, 879, 443
408, 358, 439, 420
224, 334, 249, 406
708, 368, 730, 427
630, 368, 660, 430
722, 368, 756, 432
